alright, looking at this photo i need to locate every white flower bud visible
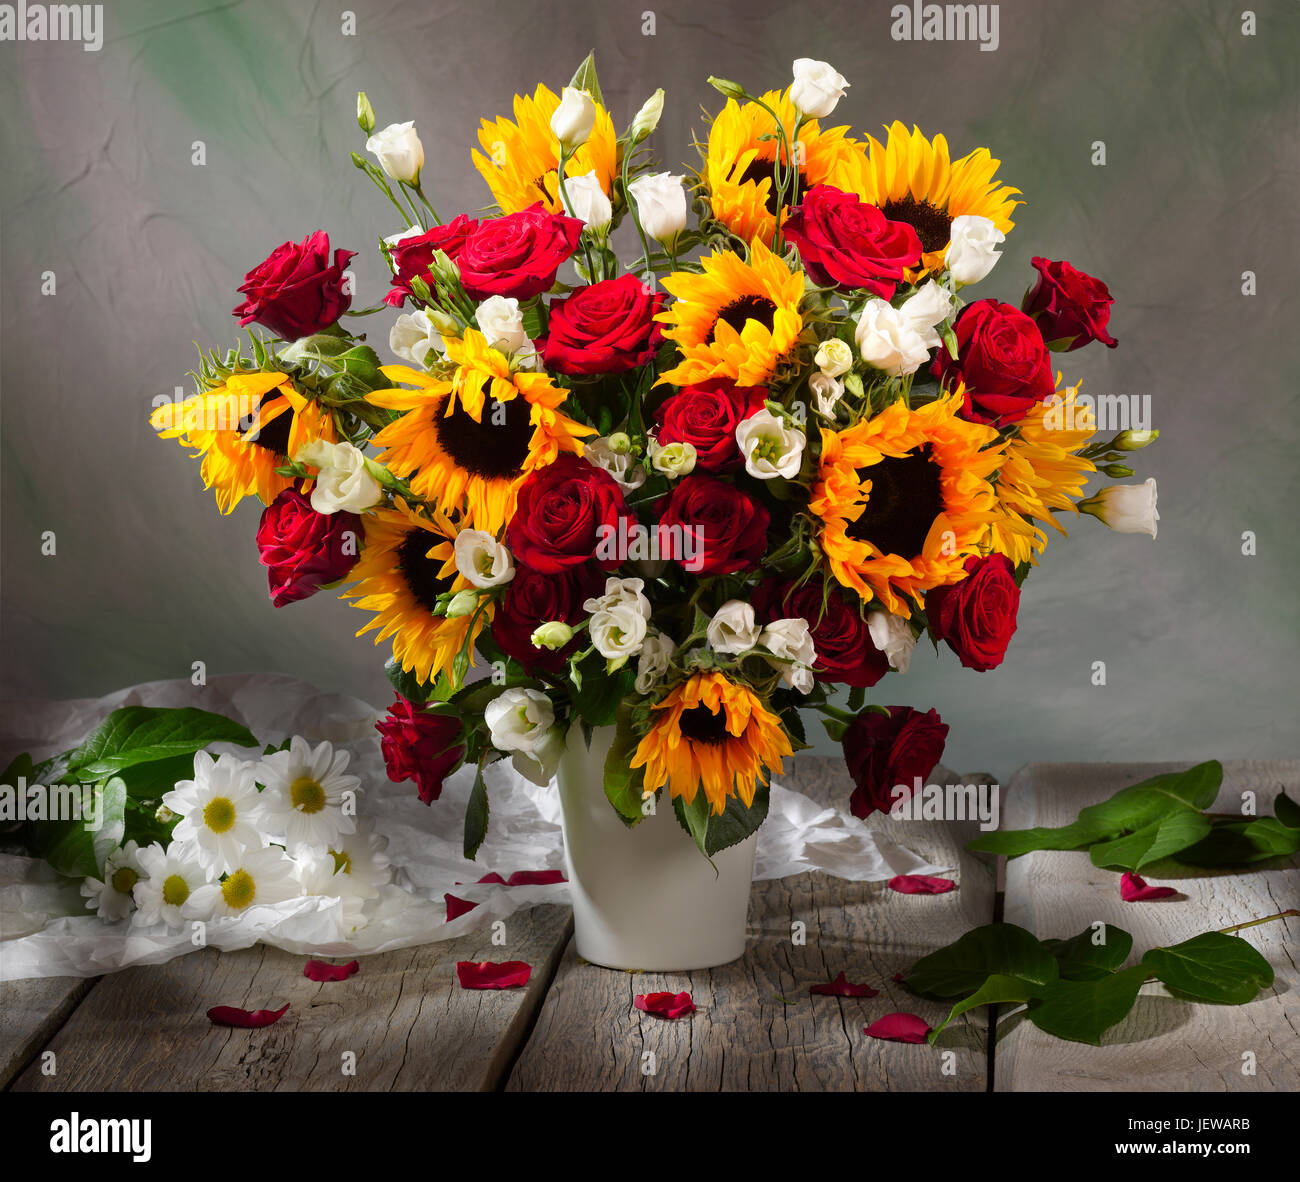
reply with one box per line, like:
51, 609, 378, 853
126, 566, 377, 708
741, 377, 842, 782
945, 215, 1005, 285
628, 172, 688, 248
550, 87, 597, 152
815, 338, 853, 378
561, 169, 613, 231
707, 601, 761, 655
790, 58, 849, 118
295, 440, 383, 515
530, 621, 574, 650
855, 298, 930, 377
365, 121, 424, 184
1079, 478, 1159, 538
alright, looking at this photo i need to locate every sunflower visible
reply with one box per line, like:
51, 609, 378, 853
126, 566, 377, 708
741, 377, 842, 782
342, 499, 490, 686
367, 329, 593, 533
631, 672, 793, 816
810, 391, 1003, 614
858, 122, 1022, 279
471, 83, 619, 215
986, 383, 1097, 566
702, 88, 871, 247
150, 371, 335, 515
656, 237, 805, 388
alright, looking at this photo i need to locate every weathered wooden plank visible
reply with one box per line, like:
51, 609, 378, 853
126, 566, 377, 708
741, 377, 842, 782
507, 757, 998, 1091
997, 760, 1300, 1092
10, 904, 571, 1092
0, 976, 97, 1089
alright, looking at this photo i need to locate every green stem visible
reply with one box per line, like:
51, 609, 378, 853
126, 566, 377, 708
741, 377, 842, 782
410, 181, 442, 225
1215, 909, 1298, 935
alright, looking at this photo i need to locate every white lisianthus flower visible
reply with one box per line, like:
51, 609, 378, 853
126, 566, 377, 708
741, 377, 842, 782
389, 309, 442, 367
899, 280, 956, 349
164, 752, 266, 876
855, 298, 930, 376
649, 436, 697, 478
867, 610, 917, 674
634, 631, 677, 694
486, 687, 557, 756
759, 617, 818, 694
383, 224, 425, 247
531, 621, 575, 650
790, 58, 849, 118
1080, 478, 1159, 538
814, 338, 854, 378
736, 409, 805, 480
810, 372, 845, 417
511, 726, 566, 787
584, 577, 651, 619
255, 736, 362, 856
81, 839, 146, 922
585, 437, 647, 491
474, 294, 532, 356
628, 172, 688, 247
295, 440, 383, 515
454, 529, 515, 589
561, 169, 613, 231
707, 600, 761, 655
185, 846, 302, 918
366, 120, 424, 184
945, 215, 1005, 285
589, 602, 648, 667
551, 87, 597, 151
132, 842, 210, 929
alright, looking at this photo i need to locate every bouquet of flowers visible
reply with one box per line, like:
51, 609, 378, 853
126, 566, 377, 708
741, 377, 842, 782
152, 54, 1158, 861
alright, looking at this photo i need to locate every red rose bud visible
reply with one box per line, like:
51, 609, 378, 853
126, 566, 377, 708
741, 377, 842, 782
455, 204, 583, 302
925, 554, 1021, 672
930, 299, 1056, 427
491, 562, 603, 672
657, 473, 770, 576
1022, 256, 1117, 351
540, 275, 664, 376
654, 379, 767, 473
753, 577, 889, 687
783, 185, 922, 297
842, 706, 949, 820
383, 214, 479, 308
233, 231, 355, 340
375, 695, 464, 804
256, 488, 361, 608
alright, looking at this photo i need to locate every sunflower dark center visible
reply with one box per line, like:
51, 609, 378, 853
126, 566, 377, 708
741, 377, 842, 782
397, 529, 457, 615
845, 446, 944, 559
709, 296, 777, 343
434, 390, 533, 480
246, 394, 293, 455
880, 196, 953, 255
678, 705, 731, 746
739, 157, 807, 217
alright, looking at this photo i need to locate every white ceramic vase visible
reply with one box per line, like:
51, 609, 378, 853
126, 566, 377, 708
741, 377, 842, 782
556, 723, 756, 971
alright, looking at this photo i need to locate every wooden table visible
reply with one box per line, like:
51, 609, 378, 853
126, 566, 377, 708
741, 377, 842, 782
3, 759, 1296, 1092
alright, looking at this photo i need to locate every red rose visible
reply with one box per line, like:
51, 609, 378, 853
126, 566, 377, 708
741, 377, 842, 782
492, 562, 603, 673
255, 488, 361, 608
1022, 256, 1118, 351
539, 275, 665, 376
931, 299, 1055, 427
657, 474, 769, 575
505, 454, 633, 574
752, 578, 890, 687
383, 214, 479, 308
455, 205, 583, 302
842, 706, 949, 820
233, 231, 356, 340
375, 696, 464, 804
925, 554, 1021, 671
783, 185, 922, 297
654, 380, 767, 473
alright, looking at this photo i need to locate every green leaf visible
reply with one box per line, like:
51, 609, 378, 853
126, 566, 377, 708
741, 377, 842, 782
929, 973, 1038, 1042
1088, 808, 1213, 871
702, 780, 770, 856
673, 790, 713, 863
568, 50, 605, 110
463, 765, 490, 860
1, 751, 35, 790
569, 652, 634, 728
113, 754, 200, 802
906, 923, 1059, 999
966, 817, 1109, 858
1042, 923, 1134, 980
1175, 818, 1300, 867
1027, 966, 1149, 1045
603, 704, 646, 826
68, 707, 258, 778
1274, 791, 1300, 830
385, 656, 436, 705
1141, 932, 1274, 1004
30, 777, 127, 879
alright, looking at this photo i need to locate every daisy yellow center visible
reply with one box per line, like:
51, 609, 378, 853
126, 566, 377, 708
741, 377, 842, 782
203, 796, 237, 834
290, 776, 327, 814
330, 848, 352, 875
708, 295, 777, 343
397, 529, 459, 615
880, 196, 952, 255
846, 446, 944, 559
221, 869, 256, 910
434, 394, 533, 480
110, 867, 138, 894
162, 874, 190, 906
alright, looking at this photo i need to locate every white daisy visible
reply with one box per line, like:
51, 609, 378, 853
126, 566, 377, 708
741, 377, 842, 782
254, 736, 361, 855
324, 820, 391, 902
184, 845, 301, 919
80, 840, 146, 922
131, 842, 211, 928
163, 751, 266, 876
295, 850, 370, 931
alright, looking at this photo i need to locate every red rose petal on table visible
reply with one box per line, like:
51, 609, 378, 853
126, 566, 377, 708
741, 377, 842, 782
888, 874, 956, 895
303, 960, 358, 982
445, 893, 479, 921
809, 971, 879, 998
456, 960, 532, 989
1120, 872, 1178, 902
634, 991, 696, 1019
892, 972, 906, 983
475, 872, 506, 885
864, 1012, 932, 1043
207, 1003, 290, 1028
506, 870, 567, 886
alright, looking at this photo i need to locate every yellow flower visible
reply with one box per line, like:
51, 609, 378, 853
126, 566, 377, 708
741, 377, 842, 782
810, 391, 1003, 614
631, 672, 793, 816
472, 83, 618, 215
656, 237, 805, 388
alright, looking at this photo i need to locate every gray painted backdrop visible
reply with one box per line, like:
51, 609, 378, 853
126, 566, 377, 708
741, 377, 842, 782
2, 0, 1296, 781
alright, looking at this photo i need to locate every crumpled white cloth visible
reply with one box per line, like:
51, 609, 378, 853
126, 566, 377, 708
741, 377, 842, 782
0, 674, 948, 980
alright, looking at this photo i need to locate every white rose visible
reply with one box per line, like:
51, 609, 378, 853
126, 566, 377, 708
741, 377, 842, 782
759, 617, 817, 694
583, 577, 651, 619
589, 602, 648, 667
855, 298, 930, 376
474, 295, 531, 356
649, 437, 696, 478
899, 280, 956, 349
735, 409, 805, 480
867, 610, 916, 674
1081, 478, 1159, 538
945, 215, 1005, 285
628, 172, 688, 247
295, 440, 383, 515
814, 338, 853, 378
366, 121, 424, 184
790, 58, 849, 118
634, 631, 676, 694
584, 437, 646, 491
389, 310, 442, 367
707, 600, 761, 655
453, 529, 515, 588
485, 687, 556, 755
810, 372, 845, 417
550, 87, 596, 151
561, 169, 613, 231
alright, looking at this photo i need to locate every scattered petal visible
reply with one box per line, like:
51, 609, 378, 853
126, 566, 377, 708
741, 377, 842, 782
635, 991, 696, 1019
506, 869, 567, 885
206, 1003, 290, 1028
445, 893, 478, 921
810, 971, 879, 998
476, 872, 507, 884
892, 972, 906, 983
1120, 871, 1178, 902
456, 960, 532, 989
304, 959, 359, 982
888, 874, 956, 895
864, 1012, 932, 1043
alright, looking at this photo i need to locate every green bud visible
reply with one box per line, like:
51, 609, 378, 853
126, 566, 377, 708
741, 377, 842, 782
445, 589, 480, 618
607, 431, 632, 454
1101, 462, 1134, 478
629, 88, 665, 143
1113, 428, 1159, 451
426, 309, 462, 337
707, 76, 747, 102
357, 91, 376, 135
531, 621, 575, 651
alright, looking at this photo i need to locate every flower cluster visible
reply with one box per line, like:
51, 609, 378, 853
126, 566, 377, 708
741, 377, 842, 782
154, 56, 1157, 851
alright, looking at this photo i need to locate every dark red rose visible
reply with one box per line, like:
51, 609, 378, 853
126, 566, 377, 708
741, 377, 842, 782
455, 205, 583, 302
931, 299, 1056, 426
505, 453, 633, 574
382, 214, 479, 308
233, 231, 356, 340
783, 185, 922, 297
657, 474, 769, 575
842, 705, 948, 820
375, 696, 464, 804
1022, 256, 1118, 351
539, 275, 664, 376
752, 577, 890, 687
925, 554, 1020, 672
654, 380, 767, 473
255, 488, 361, 608
492, 562, 603, 672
